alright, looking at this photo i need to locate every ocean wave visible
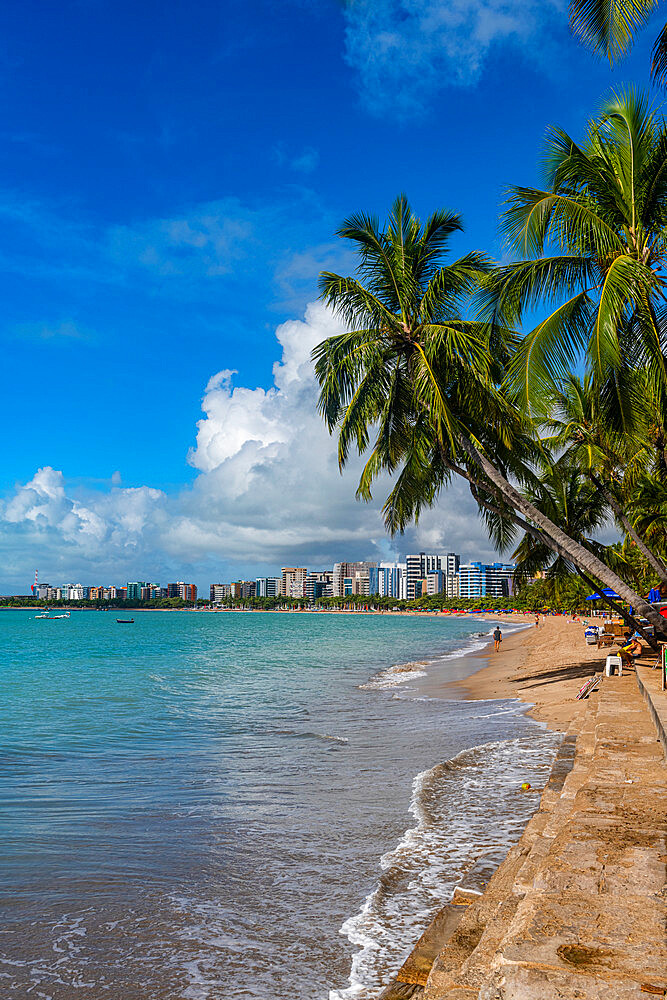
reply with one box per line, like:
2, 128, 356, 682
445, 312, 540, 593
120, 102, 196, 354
330, 732, 560, 1000
359, 622, 531, 696
432, 621, 531, 665
273, 729, 349, 744
359, 662, 428, 691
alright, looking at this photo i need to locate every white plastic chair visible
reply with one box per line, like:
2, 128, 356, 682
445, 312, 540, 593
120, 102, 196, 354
605, 655, 622, 677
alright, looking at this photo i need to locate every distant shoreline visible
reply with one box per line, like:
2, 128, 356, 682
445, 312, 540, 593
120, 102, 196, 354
1, 605, 541, 618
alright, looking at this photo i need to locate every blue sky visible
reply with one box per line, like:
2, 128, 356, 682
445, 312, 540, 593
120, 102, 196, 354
0, 0, 659, 590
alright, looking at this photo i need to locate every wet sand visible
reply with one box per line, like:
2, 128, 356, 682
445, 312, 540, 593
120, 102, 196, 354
462, 615, 625, 729
416, 615, 616, 731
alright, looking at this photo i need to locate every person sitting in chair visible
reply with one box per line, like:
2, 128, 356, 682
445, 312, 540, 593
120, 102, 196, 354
618, 631, 643, 670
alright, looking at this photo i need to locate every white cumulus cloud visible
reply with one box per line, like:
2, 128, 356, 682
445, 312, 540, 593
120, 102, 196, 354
0, 302, 501, 590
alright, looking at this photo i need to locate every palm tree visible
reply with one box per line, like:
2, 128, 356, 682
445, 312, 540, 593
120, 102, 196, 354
313, 194, 667, 636
570, 1, 667, 86
488, 89, 667, 423
547, 373, 667, 586
626, 474, 667, 560
511, 462, 658, 647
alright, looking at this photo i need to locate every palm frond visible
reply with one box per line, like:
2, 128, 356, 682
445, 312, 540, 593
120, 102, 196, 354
504, 292, 595, 411
652, 20, 667, 85
569, 0, 659, 62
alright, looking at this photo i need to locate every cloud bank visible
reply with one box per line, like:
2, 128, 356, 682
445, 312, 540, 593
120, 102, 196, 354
343, 0, 565, 116
0, 302, 499, 591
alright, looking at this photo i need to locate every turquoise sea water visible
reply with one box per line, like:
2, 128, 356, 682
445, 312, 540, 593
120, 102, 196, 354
0, 609, 559, 999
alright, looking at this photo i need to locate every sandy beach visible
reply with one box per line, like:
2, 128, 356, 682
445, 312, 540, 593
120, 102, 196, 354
422, 615, 626, 730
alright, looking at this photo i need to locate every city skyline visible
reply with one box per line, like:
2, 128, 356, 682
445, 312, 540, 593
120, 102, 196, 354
18, 551, 516, 602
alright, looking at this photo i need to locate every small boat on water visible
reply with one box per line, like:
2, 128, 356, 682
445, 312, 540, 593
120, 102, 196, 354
116, 619, 134, 624
35, 611, 70, 619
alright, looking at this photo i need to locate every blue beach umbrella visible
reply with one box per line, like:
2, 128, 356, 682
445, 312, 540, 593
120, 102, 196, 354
648, 588, 661, 603
585, 587, 621, 601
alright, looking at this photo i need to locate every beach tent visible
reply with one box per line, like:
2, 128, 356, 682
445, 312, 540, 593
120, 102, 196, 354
585, 587, 621, 601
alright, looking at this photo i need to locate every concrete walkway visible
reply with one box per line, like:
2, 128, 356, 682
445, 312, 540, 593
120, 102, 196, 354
385, 668, 667, 999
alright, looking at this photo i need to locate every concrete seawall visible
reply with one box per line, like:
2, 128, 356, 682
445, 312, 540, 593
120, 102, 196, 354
381, 665, 667, 999
635, 663, 667, 760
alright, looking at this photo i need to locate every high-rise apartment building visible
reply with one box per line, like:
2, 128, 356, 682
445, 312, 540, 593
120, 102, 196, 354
405, 552, 461, 598
304, 572, 333, 601
281, 567, 307, 598
371, 562, 407, 599
255, 577, 282, 598
443, 552, 460, 577
458, 562, 514, 599
167, 582, 197, 602
424, 570, 460, 597
405, 553, 442, 599
332, 561, 376, 597
127, 581, 146, 601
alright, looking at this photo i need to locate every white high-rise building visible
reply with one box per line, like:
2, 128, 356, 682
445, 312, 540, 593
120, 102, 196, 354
405, 553, 442, 599
405, 552, 461, 599
374, 562, 407, 599
443, 552, 460, 577
255, 577, 282, 598
304, 572, 333, 601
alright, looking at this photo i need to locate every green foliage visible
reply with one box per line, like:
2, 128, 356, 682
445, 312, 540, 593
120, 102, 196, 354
569, 1, 667, 85
313, 193, 527, 537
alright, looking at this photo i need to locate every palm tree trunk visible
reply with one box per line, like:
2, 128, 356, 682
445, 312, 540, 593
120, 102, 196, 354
574, 567, 658, 651
467, 479, 659, 649
456, 432, 667, 639
590, 473, 667, 588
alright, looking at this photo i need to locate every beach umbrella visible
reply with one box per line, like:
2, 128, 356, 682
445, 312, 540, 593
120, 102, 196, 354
585, 587, 621, 601
648, 588, 661, 603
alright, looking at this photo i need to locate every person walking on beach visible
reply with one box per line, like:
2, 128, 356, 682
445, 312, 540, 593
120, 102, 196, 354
534, 614, 540, 628
493, 625, 502, 652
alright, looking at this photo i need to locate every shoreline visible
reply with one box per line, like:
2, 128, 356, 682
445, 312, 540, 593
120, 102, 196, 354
413, 615, 606, 731
378, 617, 666, 998
334, 617, 566, 999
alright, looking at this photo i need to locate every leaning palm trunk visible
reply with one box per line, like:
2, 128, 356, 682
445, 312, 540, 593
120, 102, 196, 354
591, 475, 667, 589
452, 451, 660, 649
457, 433, 667, 639
575, 568, 656, 649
